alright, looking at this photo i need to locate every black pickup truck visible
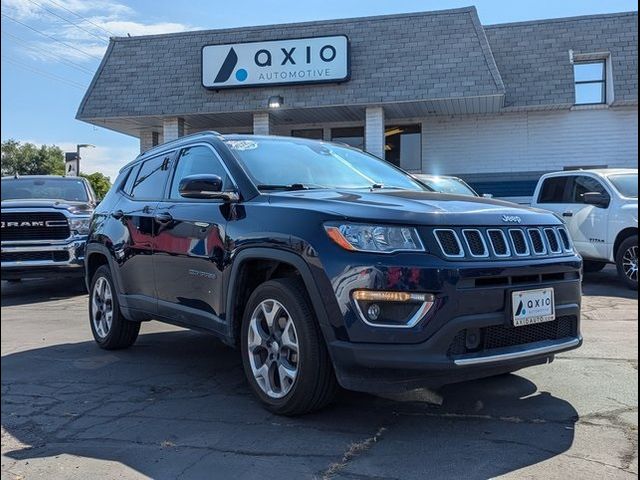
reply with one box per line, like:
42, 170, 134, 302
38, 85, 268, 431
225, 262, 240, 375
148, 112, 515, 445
85, 132, 583, 415
1, 175, 97, 281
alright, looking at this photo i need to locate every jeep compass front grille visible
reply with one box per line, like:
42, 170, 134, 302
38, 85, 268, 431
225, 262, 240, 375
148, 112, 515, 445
487, 229, 510, 256
544, 228, 561, 253
510, 229, 529, 256
557, 228, 572, 251
1, 212, 70, 241
462, 229, 488, 257
432, 226, 572, 260
528, 228, 546, 255
434, 229, 463, 257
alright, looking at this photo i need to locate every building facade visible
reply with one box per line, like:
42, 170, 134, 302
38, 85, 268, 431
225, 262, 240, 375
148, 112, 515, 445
76, 7, 638, 198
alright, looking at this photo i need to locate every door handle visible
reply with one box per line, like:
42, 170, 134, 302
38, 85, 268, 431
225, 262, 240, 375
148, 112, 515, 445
154, 212, 173, 224
562, 211, 573, 217
111, 209, 124, 219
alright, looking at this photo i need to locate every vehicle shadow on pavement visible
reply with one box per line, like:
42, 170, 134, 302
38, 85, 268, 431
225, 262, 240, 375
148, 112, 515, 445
582, 266, 638, 300
1, 329, 578, 479
1, 278, 86, 307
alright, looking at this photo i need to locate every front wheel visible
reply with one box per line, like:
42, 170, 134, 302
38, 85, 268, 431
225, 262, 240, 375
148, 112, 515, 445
240, 278, 338, 415
89, 265, 140, 349
616, 235, 638, 291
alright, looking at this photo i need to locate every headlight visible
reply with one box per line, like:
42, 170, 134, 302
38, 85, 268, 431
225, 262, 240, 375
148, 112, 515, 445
325, 223, 424, 253
69, 217, 91, 235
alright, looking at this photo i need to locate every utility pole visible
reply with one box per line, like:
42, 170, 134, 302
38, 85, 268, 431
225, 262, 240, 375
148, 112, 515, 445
66, 144, 95, 176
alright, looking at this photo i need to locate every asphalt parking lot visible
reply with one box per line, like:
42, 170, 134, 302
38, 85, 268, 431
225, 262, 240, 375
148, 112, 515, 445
1, 267, 637, 480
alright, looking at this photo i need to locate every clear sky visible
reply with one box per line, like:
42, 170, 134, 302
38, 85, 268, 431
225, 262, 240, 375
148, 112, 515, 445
1, 0, 637, 180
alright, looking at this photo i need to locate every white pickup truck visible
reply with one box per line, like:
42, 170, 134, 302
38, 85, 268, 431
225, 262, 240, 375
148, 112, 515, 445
532, 169, 638, 290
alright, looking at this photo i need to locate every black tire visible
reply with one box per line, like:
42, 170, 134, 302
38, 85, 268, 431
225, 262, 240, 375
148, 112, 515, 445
616, 235, 638, 290
89, 265, 140, 349
583, 260, 607, 273
240, 278, 338, 415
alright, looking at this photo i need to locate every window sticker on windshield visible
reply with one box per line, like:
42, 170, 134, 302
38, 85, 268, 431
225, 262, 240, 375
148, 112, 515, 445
225, 140, 258, 151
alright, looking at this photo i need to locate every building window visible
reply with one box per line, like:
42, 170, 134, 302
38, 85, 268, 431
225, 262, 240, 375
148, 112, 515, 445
574, 61, 606, 105
292, 129, 324, 140
331, 127, 364, 150
384, 125, 421, 169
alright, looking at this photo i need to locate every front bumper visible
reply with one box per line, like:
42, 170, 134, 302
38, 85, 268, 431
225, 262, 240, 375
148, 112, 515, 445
329, 304, 581, 393
317, 252, 583, 393
1, 238, 86, 279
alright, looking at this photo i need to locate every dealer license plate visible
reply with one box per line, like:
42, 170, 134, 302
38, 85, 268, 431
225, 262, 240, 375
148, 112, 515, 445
512, 288, 555, 327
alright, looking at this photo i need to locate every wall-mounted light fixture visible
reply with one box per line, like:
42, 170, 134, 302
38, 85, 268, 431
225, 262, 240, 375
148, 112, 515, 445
267, 95, 284, 108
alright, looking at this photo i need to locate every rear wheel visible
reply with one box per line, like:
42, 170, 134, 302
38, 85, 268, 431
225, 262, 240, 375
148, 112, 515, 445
583, 260, 607, 273
616, 235, 638, 290
89, 265, 140, 349
240, 278, 338, 415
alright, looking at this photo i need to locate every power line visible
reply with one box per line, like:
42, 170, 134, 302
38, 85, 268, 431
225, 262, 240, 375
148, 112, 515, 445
0, 12, 103, 60
43, 0, 117, 37
24, 0, 110, 45
2, 30, 94, 75
2, 55, 88, 90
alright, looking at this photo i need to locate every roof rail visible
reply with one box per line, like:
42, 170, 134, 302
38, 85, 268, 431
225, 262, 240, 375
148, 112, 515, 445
138, 130, 222, 159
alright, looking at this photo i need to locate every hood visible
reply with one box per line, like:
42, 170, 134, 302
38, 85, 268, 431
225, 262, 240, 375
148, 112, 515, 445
0, 199, 94, 215
267, 189, 560, 226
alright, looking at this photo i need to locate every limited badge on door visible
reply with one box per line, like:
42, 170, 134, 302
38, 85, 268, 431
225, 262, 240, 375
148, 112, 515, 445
512, 288, 555, 327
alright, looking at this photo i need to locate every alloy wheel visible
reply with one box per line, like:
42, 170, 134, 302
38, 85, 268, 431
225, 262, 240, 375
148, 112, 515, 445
92, 276, 113, 339
247, 299, 299, 399
622, 245, 638, 282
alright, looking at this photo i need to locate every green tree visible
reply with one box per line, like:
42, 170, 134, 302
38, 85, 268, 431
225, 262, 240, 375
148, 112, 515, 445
81, 172, 111, 199
1, 139, 65, 176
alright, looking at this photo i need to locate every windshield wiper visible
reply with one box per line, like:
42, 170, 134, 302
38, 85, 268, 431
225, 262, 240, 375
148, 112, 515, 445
256, 183, 326, 191
369, 184, 410, 191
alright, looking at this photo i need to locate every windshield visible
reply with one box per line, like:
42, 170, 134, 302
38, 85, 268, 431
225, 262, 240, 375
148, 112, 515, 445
224, 137, 428, 191
1, 178, 89, 202
415, 176, 477, 196
608, 174, 638, 198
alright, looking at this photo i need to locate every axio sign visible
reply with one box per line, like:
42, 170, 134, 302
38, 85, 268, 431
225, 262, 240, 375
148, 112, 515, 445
202, 35, 349, 89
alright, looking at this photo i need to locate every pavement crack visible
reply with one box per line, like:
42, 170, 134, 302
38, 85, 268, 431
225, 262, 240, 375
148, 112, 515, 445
561, 452, 636, 474
174, 449, 212, 479
319, 425, 388, 480
394, 410, 557, 426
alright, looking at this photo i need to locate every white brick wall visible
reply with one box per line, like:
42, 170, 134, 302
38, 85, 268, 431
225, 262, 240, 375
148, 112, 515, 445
253, 113, 273, 135
163, 117, 185, 142
139, 131, 155, 153
365, 107, 385, 158
421, 107, 638, 174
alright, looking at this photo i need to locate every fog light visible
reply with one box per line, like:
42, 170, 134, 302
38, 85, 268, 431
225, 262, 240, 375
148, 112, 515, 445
351, 290, 436, 329
352, 290, 433, 303
465, 328, 482, 350
367, 303, 381, 321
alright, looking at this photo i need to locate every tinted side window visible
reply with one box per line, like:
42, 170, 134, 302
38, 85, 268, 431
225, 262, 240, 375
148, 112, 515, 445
169, 146, 229, 200
569, 176, 607, 203
131, 154, 171, 199
122, 164, 141, 196
538, 177, 569, 203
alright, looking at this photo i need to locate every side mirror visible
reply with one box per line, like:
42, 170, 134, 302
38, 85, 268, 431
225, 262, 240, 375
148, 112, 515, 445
179, 174, 238, 201
583, 191, 610, 208
482, 193, 493, 199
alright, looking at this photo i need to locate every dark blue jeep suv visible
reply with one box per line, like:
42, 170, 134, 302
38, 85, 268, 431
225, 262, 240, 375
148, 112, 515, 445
86, 132, 582, 415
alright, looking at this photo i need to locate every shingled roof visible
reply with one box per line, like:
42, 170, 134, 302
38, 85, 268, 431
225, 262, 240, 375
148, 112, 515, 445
77, 7, 504, 122
76, 7, 638, 136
